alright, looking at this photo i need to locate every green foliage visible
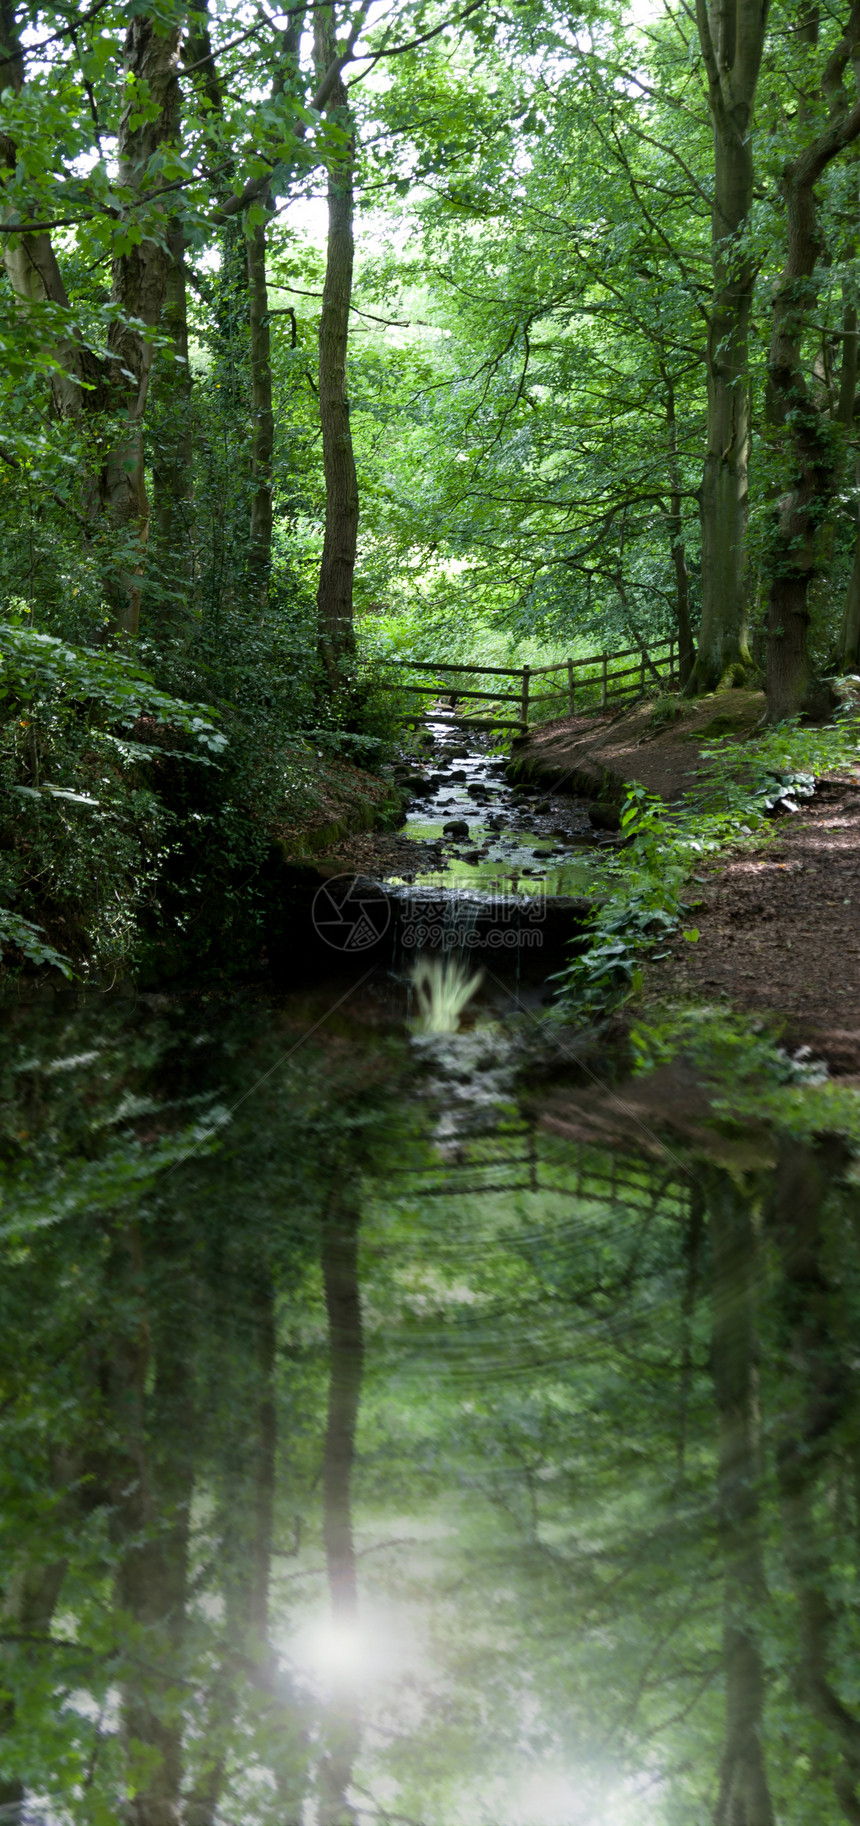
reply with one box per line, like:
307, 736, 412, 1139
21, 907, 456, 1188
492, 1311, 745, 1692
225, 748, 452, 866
0, 616, 225, 977
348, 16, 708, 655
552, 783, 716, 1016
650, 693, 688, 729
694, 715, 860, 812
0, 906, 72, 977
0, 618, 226, 753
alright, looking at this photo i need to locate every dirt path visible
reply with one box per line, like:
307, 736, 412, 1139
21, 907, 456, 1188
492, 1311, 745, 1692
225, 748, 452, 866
515, 692, 860, 1070
645, 774, 860, 1070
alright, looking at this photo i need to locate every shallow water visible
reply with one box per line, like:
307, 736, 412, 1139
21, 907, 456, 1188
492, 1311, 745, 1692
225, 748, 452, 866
383, 720, 602, 897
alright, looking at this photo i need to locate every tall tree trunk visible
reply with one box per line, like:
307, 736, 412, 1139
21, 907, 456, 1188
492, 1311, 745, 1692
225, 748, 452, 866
244, 12, 305, 606
663, 372, 696, 687
708, 1171, 775, 1826
2, 5, 185, 635
672, 1183, 705, 1497
837, 280, 860, 668
0, 0, 104, 420
152, 221, 194, 625
185, 6, 301, 615
764, 24, 860, 719
767, 1137, 860, 1824
839, 485, 860, 668
249, 1264, 277, 1644
186, 1261, 279, 1826
319, 1182, 363, 1826
692, 0, 769, 692
247, 219, 275, 605
315, 7, 358, 691
108, 1220, 194, 1826
697, 137, 754, 690
100, 12, 185, 637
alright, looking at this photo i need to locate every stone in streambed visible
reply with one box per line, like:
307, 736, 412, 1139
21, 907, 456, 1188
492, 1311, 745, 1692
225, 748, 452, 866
443, 819, 470, 839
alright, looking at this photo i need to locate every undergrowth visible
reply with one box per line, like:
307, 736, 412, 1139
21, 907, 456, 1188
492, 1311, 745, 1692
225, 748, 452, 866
0, 602, 404, 982
0, 617, 225, 979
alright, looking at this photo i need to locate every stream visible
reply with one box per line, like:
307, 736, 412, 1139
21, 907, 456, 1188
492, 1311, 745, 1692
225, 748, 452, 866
2, 722, 859, 1826
385, 717, 603, 896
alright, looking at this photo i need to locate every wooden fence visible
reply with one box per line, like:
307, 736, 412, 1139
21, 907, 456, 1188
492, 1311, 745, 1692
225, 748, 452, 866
377, 1128, 688, 1219
386, 635, 678, 733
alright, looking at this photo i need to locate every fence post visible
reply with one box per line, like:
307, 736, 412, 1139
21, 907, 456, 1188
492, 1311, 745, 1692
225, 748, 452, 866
521, 664, 531, 730
640, 648, 646, 693
601, 654, 607, 709
567, 657, 574, 716
669, 637, 675, 686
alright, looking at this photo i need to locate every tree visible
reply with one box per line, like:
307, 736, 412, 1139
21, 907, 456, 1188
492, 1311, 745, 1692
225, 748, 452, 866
692, 0, 769, 690
763, 2, 860, 719
1, 0, 186, 633
708, 1169, 775, 1826
315, 4, 360, 688
348, 22, 709, 665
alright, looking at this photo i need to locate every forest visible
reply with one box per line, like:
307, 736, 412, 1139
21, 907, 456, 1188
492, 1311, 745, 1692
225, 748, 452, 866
7, 1, 860, 1825
4, 0, 860, 971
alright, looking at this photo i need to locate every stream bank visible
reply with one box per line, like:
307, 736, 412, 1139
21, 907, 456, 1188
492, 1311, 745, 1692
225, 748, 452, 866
506, 687, 766, 810
644, 771, 860, 1071
267, 717, 606, 990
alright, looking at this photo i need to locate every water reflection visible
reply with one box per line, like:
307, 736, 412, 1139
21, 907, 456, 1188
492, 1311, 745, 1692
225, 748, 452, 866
1, 993, 859, 1825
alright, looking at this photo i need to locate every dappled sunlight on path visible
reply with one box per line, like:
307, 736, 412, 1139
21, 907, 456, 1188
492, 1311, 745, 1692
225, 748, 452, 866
649, 774, 860, 1066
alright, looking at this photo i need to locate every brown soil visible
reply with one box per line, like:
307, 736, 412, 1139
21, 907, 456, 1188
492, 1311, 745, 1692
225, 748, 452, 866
312, 825, 444, 880
644, 773, 860, 1072
540, 1060, 777, 1173
511, 689, 766, 804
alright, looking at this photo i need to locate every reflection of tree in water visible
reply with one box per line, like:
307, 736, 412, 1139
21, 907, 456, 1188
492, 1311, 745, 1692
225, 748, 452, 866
319, 1178, 363, 1826
0, 1001, 399, 1826
2, 1000, 860, 1825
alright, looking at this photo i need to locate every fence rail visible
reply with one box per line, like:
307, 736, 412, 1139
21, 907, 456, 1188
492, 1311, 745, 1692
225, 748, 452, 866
385, 637, 677, 733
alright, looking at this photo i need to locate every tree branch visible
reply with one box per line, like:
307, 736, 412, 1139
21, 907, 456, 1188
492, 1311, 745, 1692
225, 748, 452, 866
345, 0, 486, 84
